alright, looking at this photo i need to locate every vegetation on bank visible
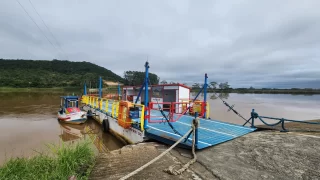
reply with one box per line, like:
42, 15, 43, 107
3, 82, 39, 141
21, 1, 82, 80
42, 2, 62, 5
123, 70, 159, 86
189, 81, 320, 94
0, 59, 124, 88
0, 59, 160, 88
0, 140, 95, 180
2, 59, 318, 94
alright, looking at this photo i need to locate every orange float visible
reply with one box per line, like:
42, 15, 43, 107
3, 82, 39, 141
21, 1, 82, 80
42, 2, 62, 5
118, 101, 133, 129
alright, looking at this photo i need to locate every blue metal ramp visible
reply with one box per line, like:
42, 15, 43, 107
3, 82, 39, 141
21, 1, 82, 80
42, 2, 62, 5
145, 110, 256, 149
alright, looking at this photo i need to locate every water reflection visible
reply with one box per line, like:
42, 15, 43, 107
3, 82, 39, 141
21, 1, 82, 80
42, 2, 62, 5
210, 92, 230, 100
191, 92, 230, 100
59, 119, 124, 152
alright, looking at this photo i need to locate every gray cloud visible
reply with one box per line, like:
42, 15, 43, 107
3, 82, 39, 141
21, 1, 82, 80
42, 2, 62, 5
1, 0, 320, 88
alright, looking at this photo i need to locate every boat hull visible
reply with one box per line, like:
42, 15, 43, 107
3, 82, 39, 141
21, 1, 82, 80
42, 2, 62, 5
82, 105, 145, 144
57, 112, 87, 124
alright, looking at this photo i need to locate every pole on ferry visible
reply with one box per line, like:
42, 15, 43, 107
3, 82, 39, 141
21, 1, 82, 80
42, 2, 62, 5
144, 61, 150, 130
203, 73, 208, 118
118, 82, 121, 100
83, 82, 87, 95
99, 76, 102, 98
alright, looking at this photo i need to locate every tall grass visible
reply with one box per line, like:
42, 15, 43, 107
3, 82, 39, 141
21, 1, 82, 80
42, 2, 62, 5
0, 140, 95, 180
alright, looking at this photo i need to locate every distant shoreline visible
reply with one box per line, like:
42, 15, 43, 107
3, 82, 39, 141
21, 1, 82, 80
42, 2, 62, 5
191, 88, 320, 95
1, 87, 320, 95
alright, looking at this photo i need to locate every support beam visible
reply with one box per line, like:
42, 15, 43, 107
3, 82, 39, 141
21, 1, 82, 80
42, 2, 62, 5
99, 76, 102, 98
83, 82, 87, 95
144, 62, 150, 130
203, 73, 208, 118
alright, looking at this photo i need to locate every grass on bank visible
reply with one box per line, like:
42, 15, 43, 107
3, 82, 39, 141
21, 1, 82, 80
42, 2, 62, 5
0, 140, 96, 180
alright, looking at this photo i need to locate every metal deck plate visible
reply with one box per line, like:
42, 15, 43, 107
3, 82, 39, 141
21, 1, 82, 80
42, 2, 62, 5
145, 110, 256, 149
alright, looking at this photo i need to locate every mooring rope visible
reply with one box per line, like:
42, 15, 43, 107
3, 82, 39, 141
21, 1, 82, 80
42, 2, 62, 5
257, 116, 283, 126
164, 116, 199, 175
247, 111, 320, 131
119, 118, 198, 180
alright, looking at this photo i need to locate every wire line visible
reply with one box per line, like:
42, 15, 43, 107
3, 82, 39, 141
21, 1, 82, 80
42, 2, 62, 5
27, 0, 69, 60
15, 0, 61, 59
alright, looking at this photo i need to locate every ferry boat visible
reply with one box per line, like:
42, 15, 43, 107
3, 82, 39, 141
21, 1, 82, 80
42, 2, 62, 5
58, 96, 87, 124
80, 62, 256, 150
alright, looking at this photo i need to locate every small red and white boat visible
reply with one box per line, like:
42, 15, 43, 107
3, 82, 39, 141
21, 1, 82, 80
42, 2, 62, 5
58, 96, 87, 124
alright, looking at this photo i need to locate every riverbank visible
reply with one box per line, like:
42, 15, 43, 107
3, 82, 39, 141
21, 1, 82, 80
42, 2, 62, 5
0, 87, 80, 92
2, 87, 320, 95
191, 88, 320, 95
89, 121, 320, 180
0, 140, 96, 180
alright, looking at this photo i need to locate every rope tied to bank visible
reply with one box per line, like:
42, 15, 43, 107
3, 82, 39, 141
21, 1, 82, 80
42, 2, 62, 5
163, 116, 199, 175
119, 117, 199, 180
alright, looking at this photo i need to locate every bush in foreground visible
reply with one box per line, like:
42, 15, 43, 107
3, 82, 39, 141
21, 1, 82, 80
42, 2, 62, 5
0, 140, 95, 180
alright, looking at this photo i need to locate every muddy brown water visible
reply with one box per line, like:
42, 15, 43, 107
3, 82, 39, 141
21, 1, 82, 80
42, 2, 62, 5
0, 92, 320, 165
0, 91, 124, 165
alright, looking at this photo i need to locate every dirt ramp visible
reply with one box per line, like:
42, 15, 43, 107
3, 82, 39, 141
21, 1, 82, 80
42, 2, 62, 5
89, 142, 201, 180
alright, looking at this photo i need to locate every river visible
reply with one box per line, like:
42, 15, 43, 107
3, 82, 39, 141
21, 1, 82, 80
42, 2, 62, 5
0, 92, 320, 165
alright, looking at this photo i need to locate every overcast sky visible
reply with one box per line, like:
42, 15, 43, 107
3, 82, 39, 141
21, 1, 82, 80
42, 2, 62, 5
1, 0, 320, 88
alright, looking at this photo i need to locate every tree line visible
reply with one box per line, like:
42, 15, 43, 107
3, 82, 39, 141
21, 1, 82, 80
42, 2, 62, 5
161, 79, 320, 94
123, 71, 159, 86
0, 59, 160, 88
190, 81, 230, 90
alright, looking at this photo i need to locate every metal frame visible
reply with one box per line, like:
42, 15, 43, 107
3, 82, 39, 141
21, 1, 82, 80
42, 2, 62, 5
243, 109, 320, 132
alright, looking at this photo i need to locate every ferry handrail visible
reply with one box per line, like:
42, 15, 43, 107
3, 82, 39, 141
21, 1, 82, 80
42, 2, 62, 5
101, 99, 106, 112
131, 103, 145, 131
140, 105, 145, 131
99, 99, 102, 110
94, 97, 98, 109
111, 100, 118, 118
206, 102, 210, 119
83, 95, 146, 132
148, 102, 174, 123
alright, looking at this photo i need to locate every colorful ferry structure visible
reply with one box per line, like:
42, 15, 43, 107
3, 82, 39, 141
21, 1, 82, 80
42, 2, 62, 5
81, 62, 256, 149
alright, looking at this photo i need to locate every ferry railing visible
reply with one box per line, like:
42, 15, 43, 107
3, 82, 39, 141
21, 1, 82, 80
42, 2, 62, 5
206, 102, 210, 119
91, 96, 94, 107
82, 95, 146, 131
93, 97, 97, 109
98, 98, 117, 117
101, 99, 107, 112
80, 95, 87, 104
85, 96, 89, 104
111, 100, 119, 118
131, 103, 145, 131
147, 100, 210, 123
178, 100, 210, 119
87, 96, 91, 106
82, 95, 91, 107
82, 95, 87, 105
90, 96, 94, 108
172, 101, 190, 114
148, 102, 175, 123
115, 101, 146, 131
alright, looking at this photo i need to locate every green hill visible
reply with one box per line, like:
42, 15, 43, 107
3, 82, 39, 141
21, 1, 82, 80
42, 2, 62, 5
0, 59, 124, 88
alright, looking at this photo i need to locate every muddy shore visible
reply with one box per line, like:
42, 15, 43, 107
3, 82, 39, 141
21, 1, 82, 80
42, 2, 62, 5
89, 121, 320, 180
